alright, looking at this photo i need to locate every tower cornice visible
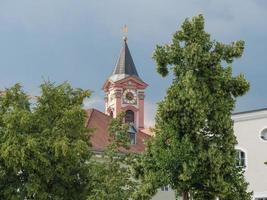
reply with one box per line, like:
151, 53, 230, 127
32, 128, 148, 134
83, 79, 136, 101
103, 76, 148, 92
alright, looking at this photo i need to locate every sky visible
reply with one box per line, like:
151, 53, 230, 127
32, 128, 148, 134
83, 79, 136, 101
0, 0, 266, 126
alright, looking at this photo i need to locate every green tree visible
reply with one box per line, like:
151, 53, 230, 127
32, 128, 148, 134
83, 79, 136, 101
140, 15, 252, 200
0, 82, 92, 200
87, 112, 139, 200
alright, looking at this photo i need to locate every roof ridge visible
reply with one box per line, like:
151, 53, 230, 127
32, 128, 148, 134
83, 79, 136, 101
85, 108, 95, 127
93, 108, 110, 117
86, 108, 111, 119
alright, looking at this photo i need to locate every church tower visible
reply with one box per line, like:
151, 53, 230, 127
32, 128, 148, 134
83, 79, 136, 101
102, 37, 148, 130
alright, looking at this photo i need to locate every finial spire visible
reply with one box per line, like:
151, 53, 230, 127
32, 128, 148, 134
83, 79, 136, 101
110, 27, 141, 80
122, 24, 128, 41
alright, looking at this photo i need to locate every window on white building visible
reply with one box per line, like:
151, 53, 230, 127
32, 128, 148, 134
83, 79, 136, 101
236, 149, 246, 168
255, 198, 267, 200
161, 185, 169, 191
260, 128, 267, 141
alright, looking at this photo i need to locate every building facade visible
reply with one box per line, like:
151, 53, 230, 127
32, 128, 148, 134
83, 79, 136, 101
233, 109, 267, 200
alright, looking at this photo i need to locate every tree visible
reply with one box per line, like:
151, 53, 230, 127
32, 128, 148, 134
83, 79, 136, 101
140, 15, 252, 200
87, 112, 139, 200
0, 82, 92, 200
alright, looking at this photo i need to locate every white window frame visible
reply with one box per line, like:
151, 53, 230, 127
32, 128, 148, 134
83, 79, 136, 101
160, 185, 169, 192
254, 191, 267, 200
235, 146, 248, 170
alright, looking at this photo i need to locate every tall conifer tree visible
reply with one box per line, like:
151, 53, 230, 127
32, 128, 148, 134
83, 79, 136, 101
141, 15, 251, 200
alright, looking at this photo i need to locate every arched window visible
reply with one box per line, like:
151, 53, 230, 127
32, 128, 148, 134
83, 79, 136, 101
109, 111, 113, 118
236, 149, 246, 168
261, 128, 267, 141
125, 110, 134, 124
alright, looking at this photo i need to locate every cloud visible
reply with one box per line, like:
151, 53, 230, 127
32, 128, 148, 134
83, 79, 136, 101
0, 0, 265, 52
83, 94, 105, 111
201, 0, 267, 40
0, 0, 265, 113
1, 0, 265, 41
144, 101, 157, 128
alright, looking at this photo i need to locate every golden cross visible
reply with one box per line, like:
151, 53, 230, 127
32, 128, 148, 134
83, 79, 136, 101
122, 25, 128, 41
123, 24, 128, 34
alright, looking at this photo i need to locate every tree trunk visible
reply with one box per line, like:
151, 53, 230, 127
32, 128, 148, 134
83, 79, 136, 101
182, 191, 189, 200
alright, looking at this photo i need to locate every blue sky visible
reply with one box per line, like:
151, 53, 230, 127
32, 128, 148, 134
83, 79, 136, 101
0, 0, 266, 126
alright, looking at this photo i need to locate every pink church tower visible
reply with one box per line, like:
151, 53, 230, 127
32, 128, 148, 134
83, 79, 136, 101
102, 37, 148, 130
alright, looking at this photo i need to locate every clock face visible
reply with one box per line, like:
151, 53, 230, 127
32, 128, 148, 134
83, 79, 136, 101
126, 92, 134, 100
123, 89, 137, 104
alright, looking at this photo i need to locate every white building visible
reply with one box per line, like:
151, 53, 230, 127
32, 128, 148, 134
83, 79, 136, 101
233, 109, 267, 200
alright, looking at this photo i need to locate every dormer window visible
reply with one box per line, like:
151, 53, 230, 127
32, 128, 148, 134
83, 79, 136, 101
128, 123, 137, 144
129, 132, 136, 144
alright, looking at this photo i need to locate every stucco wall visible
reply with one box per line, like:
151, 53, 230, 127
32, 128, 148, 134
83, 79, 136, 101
152, 189, 176, 200
233, 110, 267, 199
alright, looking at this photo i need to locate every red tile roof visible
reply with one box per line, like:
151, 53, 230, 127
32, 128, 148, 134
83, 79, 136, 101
86, 108, 150, 153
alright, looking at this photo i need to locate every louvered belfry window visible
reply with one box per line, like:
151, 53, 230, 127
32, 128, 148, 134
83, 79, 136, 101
125, 110, 134, 124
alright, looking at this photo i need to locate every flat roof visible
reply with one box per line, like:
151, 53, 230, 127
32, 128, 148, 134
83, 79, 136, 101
232, 108, 267, 115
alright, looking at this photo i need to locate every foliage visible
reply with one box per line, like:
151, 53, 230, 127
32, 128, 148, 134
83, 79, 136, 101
87, 152, 138, 200
87, 112, 140, 200
108, 112, 130, 151
130, 150, 168, 200
140, 15, 252, 200
0, 82, 92, 200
